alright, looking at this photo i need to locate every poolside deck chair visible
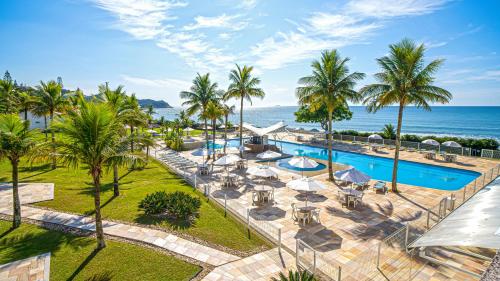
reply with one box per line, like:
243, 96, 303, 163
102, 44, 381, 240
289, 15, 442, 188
312, 209, 321, 223
373, 181, 387, 194
291, 203, 298, 221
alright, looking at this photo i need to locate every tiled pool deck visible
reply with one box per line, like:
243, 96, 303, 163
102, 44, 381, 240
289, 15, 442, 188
176, 134, 498, 280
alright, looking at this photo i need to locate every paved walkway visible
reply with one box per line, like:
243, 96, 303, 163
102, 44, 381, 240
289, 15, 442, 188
202, 249, 295, 281
0, 253, 50, 281
0, 183, 240, 267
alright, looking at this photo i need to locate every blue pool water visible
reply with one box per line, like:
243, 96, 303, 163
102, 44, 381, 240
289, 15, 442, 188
223, 139, 479, 190
276, 158, 326, 172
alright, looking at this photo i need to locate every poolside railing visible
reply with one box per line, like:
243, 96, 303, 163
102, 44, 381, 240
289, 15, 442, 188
296, 239, 342, 281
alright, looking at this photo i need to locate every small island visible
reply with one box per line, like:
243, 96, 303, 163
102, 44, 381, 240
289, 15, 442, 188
138, 99, 172, 108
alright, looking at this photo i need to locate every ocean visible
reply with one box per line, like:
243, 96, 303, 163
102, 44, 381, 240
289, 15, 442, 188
154, 106, 500, 140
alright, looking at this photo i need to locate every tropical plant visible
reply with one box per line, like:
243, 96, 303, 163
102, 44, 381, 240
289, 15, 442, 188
136, 132, 157, 160
144, 105, 156, 127
16, 88, 37, 120
180, 73, 222, 152
361, 39, 452, 192
225, 64, 265, 155
0, 79, 19, 114
177, 109, 193, 129
271, 270, 316, 281
139, 191, 169, 215
296, 50, 365, 180
34, 80, 72, 169
0, 114, 37, 228
34, 102, 140, 249
164, 191, 201, 220
121, 94, 147, 152
294, 103, 352, 132
221, 103, 235, 154
201, 100, 224, 160
382, 124, 396, 139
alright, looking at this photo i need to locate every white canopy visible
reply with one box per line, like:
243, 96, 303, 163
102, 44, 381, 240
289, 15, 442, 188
442, 141, 461, 148
247, 165, 279, 178
334, 167, 371, 184
288, 157, 318, 169
411, 177, 500, 249
257, 150, 281, 159
242, 121, 286, 136
422, 139, 439, 146
287, 177, 326, 192
213, 154, 241, 166
368, 134, 383, 140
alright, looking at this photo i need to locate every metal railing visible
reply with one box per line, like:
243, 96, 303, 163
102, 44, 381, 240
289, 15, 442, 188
481, 149, 500, 159
296, 239, 342, 281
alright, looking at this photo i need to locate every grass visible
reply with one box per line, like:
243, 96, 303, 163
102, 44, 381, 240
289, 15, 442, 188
0, 157, 270, 252
0, 220, 201, 281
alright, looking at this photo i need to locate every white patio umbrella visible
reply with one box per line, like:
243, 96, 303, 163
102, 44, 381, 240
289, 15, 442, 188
442, 141, 461, 148
214, 154, 241, 176
334, 167, 371, 184
247, 165, 279, 178
288, 156, 318, 177
287, 177, 326, 206
257, 150, 281, 165
422, 139, 439, 146
368, 134, 383, 140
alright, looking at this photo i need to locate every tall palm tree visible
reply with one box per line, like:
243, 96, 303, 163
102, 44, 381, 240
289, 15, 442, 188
202, 100, 224, 160
121, 94, 147, 152
34, 80, 71, 169
296, 50, 365, 180
0, 79, 18, 114
221, 103, 235, 154
180, 73, 221, 151
16, 88, 37, 120
41, 102, 138, 249
226, 65, 265, 155
144, 105, 156, 127
361, 39, 451, 192
0, 114, 37, 228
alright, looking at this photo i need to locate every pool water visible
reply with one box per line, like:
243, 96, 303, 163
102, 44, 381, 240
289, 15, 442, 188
276, 158, 326, 172
223, 139, 479, 190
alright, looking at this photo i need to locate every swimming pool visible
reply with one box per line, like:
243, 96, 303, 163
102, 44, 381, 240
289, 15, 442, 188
224, 139, 479, 190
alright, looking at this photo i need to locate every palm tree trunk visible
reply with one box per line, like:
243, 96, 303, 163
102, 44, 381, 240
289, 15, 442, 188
44, 115, 48, 141
239, 97, 243, 157
327, 111, 334, 181
204, 118, 210, 159
146, 145, 150, 160
113, 165, 119, 197
11, 159, 21, 228
50, 112, 56, 169
24, 109, 28, 121
223, 114, 228, 154
212, 119, 217, 161
392, 104, 404, 192
92, 169, 106, 249
130, 126, 134, 152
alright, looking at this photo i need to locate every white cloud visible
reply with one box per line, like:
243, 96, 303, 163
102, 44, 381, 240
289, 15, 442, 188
92, 0, 187, 40
345, 0, 450, 18
238, 0, 258, 10
219, 33, 231, 40
184, 14, 248, 31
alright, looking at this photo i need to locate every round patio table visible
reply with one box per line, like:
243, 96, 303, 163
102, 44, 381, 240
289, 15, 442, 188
253, 185, 273, 204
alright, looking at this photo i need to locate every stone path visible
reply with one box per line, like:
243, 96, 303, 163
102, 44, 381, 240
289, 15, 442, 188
202, 249, 295, 281
0, 253, 50, 281
0, 183, 240, 267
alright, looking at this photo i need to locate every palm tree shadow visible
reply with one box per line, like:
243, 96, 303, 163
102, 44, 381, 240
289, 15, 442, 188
83, 271, 114, 281
67, 248, 103, 281
0, 227, 15, 239
83, 196, 118, 216
77, 181, 133, 197
19, 163, 52, 180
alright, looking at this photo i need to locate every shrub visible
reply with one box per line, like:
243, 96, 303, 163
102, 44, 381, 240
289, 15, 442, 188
139, 191, 169, 215
164, 191, 201, 220
139, 191, 201, 220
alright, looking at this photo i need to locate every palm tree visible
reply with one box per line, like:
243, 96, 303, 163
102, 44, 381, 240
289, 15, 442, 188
296, 50, 365, 180
34, 80, 71, 169
221, 103, 235, 154
16, 88, 37, 120
180, 73, 221, 151
382, 124, 396, 139
144, 105, 156, 127
226, 64, 265, 155
0, 114, 37, 228
271, 270, 316, 281
41, 102, 139, 249
0, 79, 18, 114
202, 100, 224, 160
361, 39, 452, 192
121, 94, 147, 152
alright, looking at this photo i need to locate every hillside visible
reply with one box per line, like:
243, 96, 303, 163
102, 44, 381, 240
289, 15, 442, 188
138, 99, 172, 108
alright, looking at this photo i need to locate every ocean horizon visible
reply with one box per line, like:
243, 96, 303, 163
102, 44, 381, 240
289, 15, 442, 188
154, 106, 500, 141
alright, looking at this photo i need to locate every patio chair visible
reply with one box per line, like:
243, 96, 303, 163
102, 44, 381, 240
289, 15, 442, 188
270, 187, 275, 202
373, 181, 387, 194
291, 203, 298, 221
337, 191, 347, 206
355, 193, 364, 207
252, 191, 259, 205
297, 211, 310, 225
312, 208, 321, 223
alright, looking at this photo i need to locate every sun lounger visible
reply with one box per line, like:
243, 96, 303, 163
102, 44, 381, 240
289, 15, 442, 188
373, 181, 387, 194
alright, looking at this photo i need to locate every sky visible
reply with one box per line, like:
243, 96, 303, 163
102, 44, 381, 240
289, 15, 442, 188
1, 0, 500, 107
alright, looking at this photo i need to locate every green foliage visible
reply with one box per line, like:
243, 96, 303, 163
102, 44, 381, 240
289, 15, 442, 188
139, 191, 201, 220
294, 104, 352, 131
139, 191, 169, 215
271, 270, 316, 281
382, 124, 396, 139
0, 114, 37, 161
164, 130, 184, 151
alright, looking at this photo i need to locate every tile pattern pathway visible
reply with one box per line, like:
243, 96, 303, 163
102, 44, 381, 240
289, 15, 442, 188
0, 253, 50, 281
202, 249, 295, 281
0, 183, 240, 267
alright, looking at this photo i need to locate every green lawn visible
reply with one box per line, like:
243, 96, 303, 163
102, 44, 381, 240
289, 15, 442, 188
0, 158, 270, 252
0, 220, 200, 281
